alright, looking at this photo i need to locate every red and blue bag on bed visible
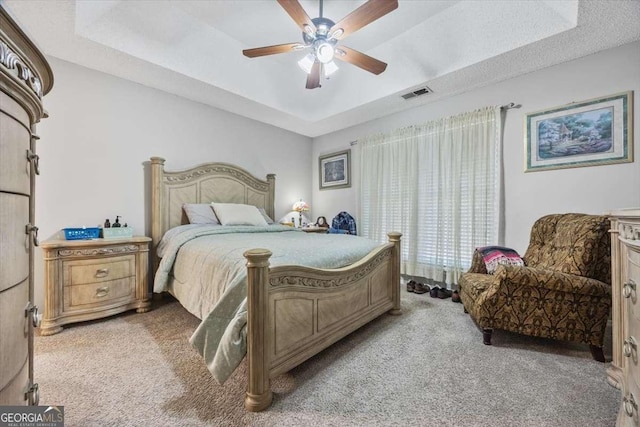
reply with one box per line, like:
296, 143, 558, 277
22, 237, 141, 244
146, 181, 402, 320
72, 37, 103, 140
477, 246, 524, 274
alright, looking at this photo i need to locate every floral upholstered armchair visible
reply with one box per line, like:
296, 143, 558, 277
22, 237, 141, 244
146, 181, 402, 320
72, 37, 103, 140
458, 213, 611, 362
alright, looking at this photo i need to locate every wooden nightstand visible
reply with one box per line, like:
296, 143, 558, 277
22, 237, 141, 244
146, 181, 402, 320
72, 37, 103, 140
39, 236, 151, 335
301, 226, 329, 233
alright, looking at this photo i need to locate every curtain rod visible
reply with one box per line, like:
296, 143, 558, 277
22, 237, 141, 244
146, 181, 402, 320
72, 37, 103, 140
501, 102, 522, 110
349, 102, 521, 146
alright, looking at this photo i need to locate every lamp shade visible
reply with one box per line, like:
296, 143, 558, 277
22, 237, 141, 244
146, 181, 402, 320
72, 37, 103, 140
292, 200, 310, 212
324, 61, 339, 77
297, 54, 314, 74
315, 42, 334, 64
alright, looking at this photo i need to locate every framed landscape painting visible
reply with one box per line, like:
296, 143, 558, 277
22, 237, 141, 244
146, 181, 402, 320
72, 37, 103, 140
319, 149, 350, 190
525, 91, 633, 172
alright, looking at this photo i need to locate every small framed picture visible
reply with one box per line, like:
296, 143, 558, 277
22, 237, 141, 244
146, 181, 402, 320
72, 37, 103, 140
525, 91, 633, 172
319, 149, 351, 190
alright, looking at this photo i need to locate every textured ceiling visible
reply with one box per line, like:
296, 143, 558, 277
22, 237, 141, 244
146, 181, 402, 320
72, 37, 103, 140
4, 0, 640, 137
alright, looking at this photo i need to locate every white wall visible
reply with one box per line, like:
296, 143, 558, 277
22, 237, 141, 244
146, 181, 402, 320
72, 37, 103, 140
312, 41, 640, 254
34, 58, 312, 308
33, 44, 640, 309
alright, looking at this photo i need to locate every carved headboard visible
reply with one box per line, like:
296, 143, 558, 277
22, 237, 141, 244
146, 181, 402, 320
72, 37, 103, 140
150, 157, 275, 252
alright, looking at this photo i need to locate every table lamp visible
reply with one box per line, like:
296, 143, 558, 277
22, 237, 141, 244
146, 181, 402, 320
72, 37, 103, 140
292, 200, 310, 228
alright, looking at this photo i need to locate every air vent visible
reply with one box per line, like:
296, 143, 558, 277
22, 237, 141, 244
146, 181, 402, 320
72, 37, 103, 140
401, 86, 433, 100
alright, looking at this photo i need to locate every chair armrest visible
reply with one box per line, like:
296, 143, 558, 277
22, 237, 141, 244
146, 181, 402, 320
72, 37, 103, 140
467, 250, 488, 274
494, 265, 611, 297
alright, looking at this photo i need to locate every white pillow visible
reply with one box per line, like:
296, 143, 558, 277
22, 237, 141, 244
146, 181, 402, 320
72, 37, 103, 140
258, 208, 274, 224
211, 203, 268, 226
182, 203, 220, 225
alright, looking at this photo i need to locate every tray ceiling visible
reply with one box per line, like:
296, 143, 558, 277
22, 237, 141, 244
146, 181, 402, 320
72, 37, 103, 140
5, 0, 640, 137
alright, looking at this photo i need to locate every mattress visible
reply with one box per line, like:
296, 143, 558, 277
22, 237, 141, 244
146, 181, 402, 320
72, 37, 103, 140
154, 224, 381, 383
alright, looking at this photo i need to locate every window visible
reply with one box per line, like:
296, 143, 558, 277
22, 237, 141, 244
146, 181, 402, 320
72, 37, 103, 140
359, 107, 502, 285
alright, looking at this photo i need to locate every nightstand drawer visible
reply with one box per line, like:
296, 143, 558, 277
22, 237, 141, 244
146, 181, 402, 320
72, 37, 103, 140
65, 278, 135, 310
63, 255, 135, 286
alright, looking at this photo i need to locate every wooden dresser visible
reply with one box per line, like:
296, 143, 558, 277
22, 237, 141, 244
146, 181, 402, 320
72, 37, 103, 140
39, 237, 152, 335
0, 6, 53, 406
608, 209, 640, 426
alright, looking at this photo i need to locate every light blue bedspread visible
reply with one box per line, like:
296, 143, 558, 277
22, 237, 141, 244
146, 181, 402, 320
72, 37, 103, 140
154, 225, 381, 383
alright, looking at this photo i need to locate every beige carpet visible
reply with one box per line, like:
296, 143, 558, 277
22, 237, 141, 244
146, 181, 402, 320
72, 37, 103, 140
35, 292, 619, 426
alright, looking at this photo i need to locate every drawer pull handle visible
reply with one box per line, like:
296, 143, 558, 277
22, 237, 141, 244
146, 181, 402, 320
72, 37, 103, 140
624, 280, 637, 298
624, 393, 637, 417
96, 287, 110, 298
95, 268, 110, 278
25, 224, 39, 247
26, 149, 40, 175
26, 382, 39, 406
24, 302, 42, 328
623, 337, 637, 357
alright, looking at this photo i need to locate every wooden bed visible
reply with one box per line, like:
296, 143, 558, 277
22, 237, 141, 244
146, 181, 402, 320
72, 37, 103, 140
149, 156, 401, 411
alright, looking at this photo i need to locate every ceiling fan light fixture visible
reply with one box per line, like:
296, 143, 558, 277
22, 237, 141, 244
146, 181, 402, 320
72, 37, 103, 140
303, 24, 315, 37
243, 0, 398, 89
324, 61, 339, 77
315, 42, 334, 63
298, 53, 315, 74
329, 28, 344, 40
317, 24, 329, 35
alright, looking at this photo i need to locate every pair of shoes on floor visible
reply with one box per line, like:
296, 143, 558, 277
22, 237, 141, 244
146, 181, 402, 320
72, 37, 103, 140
430, 286, 452, 299
451, 290, 461, 303
406, 280, 430, 294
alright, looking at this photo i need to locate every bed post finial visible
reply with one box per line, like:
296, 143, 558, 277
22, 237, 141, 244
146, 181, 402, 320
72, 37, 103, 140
387, 232, 402, 315
244, 248, 273, 412
266, 174, 276, 221
150, 157, 166, 272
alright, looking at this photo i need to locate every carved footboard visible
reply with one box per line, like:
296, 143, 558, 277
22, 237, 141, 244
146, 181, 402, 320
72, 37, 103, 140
243, 232, 402, 411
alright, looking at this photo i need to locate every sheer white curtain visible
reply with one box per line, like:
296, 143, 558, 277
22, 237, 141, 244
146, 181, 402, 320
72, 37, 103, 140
359, 106, 502, 285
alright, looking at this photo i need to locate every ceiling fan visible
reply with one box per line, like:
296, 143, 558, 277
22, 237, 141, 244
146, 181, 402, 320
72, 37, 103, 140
242, 0, 398, 89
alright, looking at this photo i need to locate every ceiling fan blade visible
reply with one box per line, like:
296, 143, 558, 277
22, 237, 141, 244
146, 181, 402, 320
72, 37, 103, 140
330, 0, 398, 40
277, 0, 316, 33
335, 46, 387, 75
306, 62, 321, 89
243, 43, 302, 58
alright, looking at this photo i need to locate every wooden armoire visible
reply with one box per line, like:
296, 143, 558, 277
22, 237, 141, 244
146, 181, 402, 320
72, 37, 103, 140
0, 5, 53, 405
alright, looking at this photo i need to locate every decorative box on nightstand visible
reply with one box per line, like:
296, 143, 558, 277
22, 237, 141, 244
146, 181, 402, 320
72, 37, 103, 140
39, 236, 152, 335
